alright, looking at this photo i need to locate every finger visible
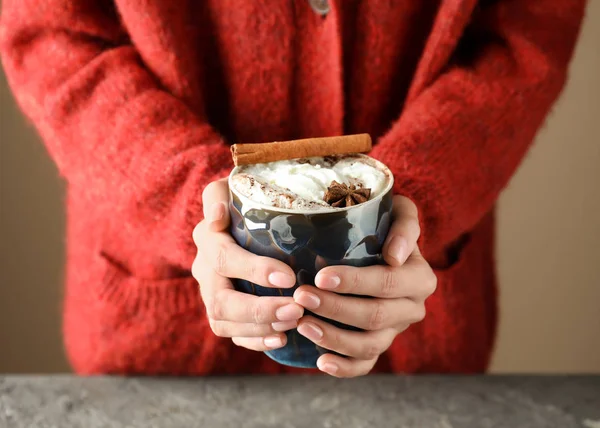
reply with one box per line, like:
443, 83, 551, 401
293, 286, 425, 330
209, 319, 298, 338
196, 261, 304, 323
296, 316, 398, 360
198, 228, 296, 289
194, 247, 233, 300
232, 335, 287, 351
382, 196, 421, 266
315, 261, 437, 300
208, 288, 304, 323
192, 232, 217, 282
316, 353, 378, 378
201, 178, 230, 232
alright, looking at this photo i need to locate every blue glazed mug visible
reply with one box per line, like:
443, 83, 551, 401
228, 155, 394, 368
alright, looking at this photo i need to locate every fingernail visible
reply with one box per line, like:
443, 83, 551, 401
264, 336, 284, 348
317, 361, 338, 375
272, 320, 298, 332
275, 304, 303, 321
209, 202, 225, 223
317, 274, 340, 290
268, 271, 296, 288
297, 322, 323, 341
295, 291, 320, 310
388, 236, 409, 264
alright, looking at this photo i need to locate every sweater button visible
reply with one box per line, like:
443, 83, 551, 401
308, 0, 330, 16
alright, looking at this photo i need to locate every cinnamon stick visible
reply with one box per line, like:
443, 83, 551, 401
230, 134, 372, 166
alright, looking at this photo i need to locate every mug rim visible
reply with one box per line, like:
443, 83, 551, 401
228, 154, 394, 215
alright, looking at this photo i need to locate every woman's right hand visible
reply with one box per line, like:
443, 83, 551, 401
192, 178, 303, 351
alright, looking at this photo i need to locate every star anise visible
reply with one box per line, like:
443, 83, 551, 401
324, 181, 371, 207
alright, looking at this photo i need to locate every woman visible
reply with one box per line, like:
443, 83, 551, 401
0, 0, 585, 376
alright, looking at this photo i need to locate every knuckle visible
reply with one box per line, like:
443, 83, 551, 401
210, 292, 226, 321
368, 301, 387, 331
349, 269, 362, 292
245, 261, 259, 282
380, 269, 397, 298
191, 259, 200, 281
362, 343, 383, 360
213, 242, 229, 275
209, 319, 224, 337
359, 363, 375, 377
330, 297, 345, 319
191, 258, 204, 283
327, 328, 343, 348
204, 297, 216, 319
410, 216, 421, 238
251, 302, 267, 324
425, 270, 438, 296
396, 323, 410, 334
252, 323, 270, 336
192, 222, 203, 247
412, 304, 427, 323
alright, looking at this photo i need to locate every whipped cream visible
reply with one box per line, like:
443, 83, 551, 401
230, 155, 390, 210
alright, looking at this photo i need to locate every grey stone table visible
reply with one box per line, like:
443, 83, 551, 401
0, 376, 599, 428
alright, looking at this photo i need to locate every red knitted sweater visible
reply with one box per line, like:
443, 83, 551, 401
0, 0, 585, 375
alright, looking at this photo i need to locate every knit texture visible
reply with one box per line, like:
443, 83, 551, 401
0, 0, 585, 375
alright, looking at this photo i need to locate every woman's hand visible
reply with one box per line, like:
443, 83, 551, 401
192, 179, 304, 351
193, 179, 436, 377
293, 196, 437, 378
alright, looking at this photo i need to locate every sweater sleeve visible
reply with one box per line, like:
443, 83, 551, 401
0, 0, 231, 273
0, 1, 234, 374
370, 0, 586, 260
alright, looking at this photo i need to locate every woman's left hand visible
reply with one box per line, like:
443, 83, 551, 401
293, 195, 437, 377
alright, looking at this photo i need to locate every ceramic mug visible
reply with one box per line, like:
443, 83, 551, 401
228, 155, 394, 368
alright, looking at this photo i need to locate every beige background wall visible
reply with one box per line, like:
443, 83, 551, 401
1, 3, 599, 374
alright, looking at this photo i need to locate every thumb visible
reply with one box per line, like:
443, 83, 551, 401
382, 196, 421, 267
202, 178, 231, 232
